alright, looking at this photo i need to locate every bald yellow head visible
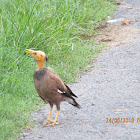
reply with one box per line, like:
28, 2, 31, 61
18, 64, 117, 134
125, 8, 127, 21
26, 49, 47, 61
26, 49, 47, 69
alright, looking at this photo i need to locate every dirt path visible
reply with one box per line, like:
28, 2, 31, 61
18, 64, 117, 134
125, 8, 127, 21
19, 0, 140, 139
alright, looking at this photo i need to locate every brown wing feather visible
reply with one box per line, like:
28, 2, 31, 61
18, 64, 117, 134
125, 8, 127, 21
49, 69, 66, 91
64, 83, 78, 98
49, 68, 78, 98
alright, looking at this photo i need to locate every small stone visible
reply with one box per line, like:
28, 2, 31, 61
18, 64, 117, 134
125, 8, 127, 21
115, 0, 121, 5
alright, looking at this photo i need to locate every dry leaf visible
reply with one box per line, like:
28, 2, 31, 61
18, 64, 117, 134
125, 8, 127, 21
122, 19, 135, 25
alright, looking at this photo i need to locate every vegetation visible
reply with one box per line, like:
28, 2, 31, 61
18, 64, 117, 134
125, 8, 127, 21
0, 0, 116, 139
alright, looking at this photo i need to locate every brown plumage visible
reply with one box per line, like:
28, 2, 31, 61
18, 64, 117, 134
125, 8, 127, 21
26, 49, 81, 126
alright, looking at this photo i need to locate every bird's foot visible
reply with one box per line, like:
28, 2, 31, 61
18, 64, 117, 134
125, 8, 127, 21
42, 120, 54, 125
45, 121, 59, 127
42, 120, 59, 127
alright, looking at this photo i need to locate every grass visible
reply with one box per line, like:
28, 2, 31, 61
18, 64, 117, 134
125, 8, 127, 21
0, 0, 116, 139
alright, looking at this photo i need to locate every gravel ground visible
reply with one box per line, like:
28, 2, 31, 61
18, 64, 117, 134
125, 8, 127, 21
19, 0, 140, 139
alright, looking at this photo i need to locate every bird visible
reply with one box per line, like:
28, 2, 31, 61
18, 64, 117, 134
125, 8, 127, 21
26, 49, 81, 126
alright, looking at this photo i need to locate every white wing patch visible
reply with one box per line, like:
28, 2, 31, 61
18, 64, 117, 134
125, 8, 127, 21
57, 89, 65, 94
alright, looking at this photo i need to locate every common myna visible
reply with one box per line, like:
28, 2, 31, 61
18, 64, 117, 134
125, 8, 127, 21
26, 49, 81, 126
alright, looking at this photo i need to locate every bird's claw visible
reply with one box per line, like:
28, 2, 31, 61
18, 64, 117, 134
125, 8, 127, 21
45, 122, 59, 127
42, 120, 59, 127
42, 120, 54, 125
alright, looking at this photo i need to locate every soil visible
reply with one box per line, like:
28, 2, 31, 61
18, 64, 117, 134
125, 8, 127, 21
18, 0, 140, 139
96, 24, 140, 47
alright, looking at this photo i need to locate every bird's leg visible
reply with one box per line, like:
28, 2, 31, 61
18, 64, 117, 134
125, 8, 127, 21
43, 107, 54, 125
46, 110, 60, 127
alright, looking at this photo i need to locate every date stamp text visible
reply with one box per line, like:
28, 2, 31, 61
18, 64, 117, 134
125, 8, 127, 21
106, 118, 140, 123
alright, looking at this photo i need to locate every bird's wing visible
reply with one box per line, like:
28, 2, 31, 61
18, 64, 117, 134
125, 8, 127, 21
64, 83, 78, 98
49, 68, 77, 98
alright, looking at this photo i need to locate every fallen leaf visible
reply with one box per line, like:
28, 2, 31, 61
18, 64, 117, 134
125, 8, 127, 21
122, 19, 135, 25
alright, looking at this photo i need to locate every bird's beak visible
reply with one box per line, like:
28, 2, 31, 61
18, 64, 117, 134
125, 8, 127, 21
26, 49, 41, 61
26, 49, 35, 55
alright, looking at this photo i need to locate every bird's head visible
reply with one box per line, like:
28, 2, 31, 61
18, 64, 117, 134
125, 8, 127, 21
26, 49, 47, 61
26, 49, 48, 69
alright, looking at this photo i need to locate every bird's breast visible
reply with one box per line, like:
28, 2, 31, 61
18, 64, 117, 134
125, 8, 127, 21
34, 68, 47, 81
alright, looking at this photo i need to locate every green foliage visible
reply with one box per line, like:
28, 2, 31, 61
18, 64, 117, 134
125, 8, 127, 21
0, 0, 116, 139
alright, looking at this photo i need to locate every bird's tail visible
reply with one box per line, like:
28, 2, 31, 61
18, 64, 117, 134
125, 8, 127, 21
66, 97, 81, 109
